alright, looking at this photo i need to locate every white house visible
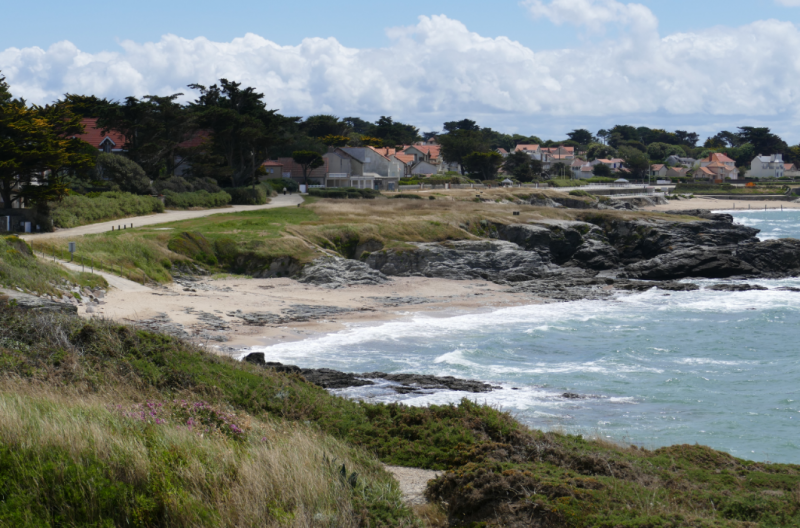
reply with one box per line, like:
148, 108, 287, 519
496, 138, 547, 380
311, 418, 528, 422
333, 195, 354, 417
750, 154, 785, 178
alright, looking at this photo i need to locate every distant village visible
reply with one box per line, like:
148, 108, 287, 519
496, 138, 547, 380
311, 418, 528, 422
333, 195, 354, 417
1, 74, 797, 218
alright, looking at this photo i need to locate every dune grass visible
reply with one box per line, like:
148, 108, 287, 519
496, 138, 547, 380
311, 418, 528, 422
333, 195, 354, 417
0, 235, 106, 295
1, 304, 799, 527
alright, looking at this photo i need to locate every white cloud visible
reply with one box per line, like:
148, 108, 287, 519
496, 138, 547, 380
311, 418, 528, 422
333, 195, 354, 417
2, 12, 800, 140
523, 0, 658, 33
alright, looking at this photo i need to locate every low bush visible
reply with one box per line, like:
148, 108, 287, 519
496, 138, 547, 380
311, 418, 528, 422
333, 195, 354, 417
584, 177, 617, 183
224, 186, 269, 205
262, 178, 300, 194
308, 188, 381, 199
548, 179, 589, 187
389, 193, 423, 200
50, 192, 164, 229
568, 189, 593, 197
163, 190, 232, 209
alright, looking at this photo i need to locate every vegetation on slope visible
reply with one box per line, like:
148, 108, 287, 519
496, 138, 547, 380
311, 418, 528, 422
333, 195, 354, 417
34, 190, 703, 285
0, 304, 798, 526
0, 235, 106, 296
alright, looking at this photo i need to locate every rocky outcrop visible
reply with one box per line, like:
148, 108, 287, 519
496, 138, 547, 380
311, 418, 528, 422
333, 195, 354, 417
365, 240, 556, 282
0, 288, 77, 314
298, 256, 390, 288
242, 354, 497, 393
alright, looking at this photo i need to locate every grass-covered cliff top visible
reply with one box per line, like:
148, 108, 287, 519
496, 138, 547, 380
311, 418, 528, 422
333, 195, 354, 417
30, 189, 703, 285
0, 304, 798, 527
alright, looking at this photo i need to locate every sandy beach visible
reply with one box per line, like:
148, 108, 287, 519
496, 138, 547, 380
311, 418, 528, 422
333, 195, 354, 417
84, 275, 540, 354
641, 195, 800, 212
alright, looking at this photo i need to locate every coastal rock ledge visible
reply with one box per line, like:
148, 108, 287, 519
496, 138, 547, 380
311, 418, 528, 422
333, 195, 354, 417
242, 353, 497, 393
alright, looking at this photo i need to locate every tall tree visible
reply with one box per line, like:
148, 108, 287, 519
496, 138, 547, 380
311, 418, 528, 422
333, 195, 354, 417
674, 130, 699, 148
737, 127, 787, 156
0, 99, 92, 210
0, 72, 11, 105
463, 151, 503, 181
622, 151, 650, 180
566, 129, 594, 146
342, 117, 374, 135
188, 79, 295, 187
503, 151, 536, 182
301, 115, 350, 138
372, 116, 419, 146
438, 130, 488, 175
291, 151, 323, 186
99, 94, 199, 180
443, 119, 480, 132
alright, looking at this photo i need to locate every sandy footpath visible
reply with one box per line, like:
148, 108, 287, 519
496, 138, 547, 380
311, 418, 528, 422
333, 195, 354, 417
83, 275, 540, 354
641, 196, 800, 212
19, 194, 303, 240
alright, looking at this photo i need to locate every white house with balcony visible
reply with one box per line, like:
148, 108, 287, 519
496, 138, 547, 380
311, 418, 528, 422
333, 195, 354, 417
750, 154, 785, 178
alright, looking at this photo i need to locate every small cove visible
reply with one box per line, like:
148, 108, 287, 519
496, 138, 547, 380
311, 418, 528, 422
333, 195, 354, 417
249, 210, 800, 463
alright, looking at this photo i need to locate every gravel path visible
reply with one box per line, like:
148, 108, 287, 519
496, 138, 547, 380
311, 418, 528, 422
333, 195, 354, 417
19, 194, 303, 240
384, 465, 443, 505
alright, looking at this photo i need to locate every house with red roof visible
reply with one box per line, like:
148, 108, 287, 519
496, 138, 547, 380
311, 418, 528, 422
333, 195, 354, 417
72, 118, 127, 153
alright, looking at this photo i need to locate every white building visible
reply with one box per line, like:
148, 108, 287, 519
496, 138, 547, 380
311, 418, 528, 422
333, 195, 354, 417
750, 154, 785, 178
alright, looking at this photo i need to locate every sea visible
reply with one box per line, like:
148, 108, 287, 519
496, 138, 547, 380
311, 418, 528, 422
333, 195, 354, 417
248, 209, 800, 464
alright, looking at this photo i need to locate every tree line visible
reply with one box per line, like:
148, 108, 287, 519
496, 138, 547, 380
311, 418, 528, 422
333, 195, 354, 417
3, 70, 798, 211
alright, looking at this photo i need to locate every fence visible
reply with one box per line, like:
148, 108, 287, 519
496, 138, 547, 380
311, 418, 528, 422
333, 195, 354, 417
29, 241, 151, 285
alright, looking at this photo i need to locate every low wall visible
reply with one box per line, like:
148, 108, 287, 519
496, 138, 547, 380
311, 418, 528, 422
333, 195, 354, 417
682, 195, 794, 201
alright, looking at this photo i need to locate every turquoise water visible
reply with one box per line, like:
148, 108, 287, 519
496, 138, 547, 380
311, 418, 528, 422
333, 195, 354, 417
248, 211, 800, 463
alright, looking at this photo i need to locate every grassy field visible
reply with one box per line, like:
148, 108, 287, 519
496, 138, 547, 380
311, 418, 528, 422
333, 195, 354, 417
33, 189, 701, 285
0, 305, 798, 526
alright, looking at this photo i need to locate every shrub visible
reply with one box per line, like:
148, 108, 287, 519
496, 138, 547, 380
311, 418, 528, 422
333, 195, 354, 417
50, 192, 164, 228
262, 178, 300, 194
224, 186, 268, 205
96, 154, 152, 194
163, 190, 232, 209
308, 188, 381, 199
389, 194, 423, 200
154, 176, 223, 194
569, 189, 593, 197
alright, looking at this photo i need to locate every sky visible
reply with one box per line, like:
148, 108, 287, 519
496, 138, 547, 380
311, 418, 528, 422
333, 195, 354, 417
3, 0, 800, 143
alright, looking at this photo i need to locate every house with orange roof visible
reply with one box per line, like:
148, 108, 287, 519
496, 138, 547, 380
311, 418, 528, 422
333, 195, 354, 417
590, 158, 625, 171
666, 166, 690, 179
650, 164, 668, 178
698, 153, 737, 179
496, 148, 509, 157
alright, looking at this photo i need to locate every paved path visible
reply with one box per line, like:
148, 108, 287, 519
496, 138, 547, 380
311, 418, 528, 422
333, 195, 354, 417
20, 194, 304, 240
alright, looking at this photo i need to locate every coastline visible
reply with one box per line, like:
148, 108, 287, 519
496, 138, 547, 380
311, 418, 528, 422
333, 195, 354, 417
89, 275, 543, 354
640, 195, 800, 212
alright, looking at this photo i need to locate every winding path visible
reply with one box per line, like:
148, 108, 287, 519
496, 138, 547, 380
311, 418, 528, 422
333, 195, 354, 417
19, 194, 304, 240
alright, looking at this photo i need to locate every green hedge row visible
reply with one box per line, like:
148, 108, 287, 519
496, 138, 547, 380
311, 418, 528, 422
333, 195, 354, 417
308, 188, 381, 199
50, 192, 164, 229
163, 190, 231, 209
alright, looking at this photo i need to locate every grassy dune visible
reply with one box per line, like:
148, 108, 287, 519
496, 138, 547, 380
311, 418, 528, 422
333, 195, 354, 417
0, 304, 798, 527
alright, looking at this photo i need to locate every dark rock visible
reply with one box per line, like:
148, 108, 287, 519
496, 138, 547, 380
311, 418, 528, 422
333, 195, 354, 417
562, 392, 584, 399
366, 240, 556, 282
298, 257, 389, 288
229, 304, 355, 326
0, 288, 77, 314
243, 359, 497, 393
622, 246, 757, 280
707, 283, 769, 292
664, 210, 735, 223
